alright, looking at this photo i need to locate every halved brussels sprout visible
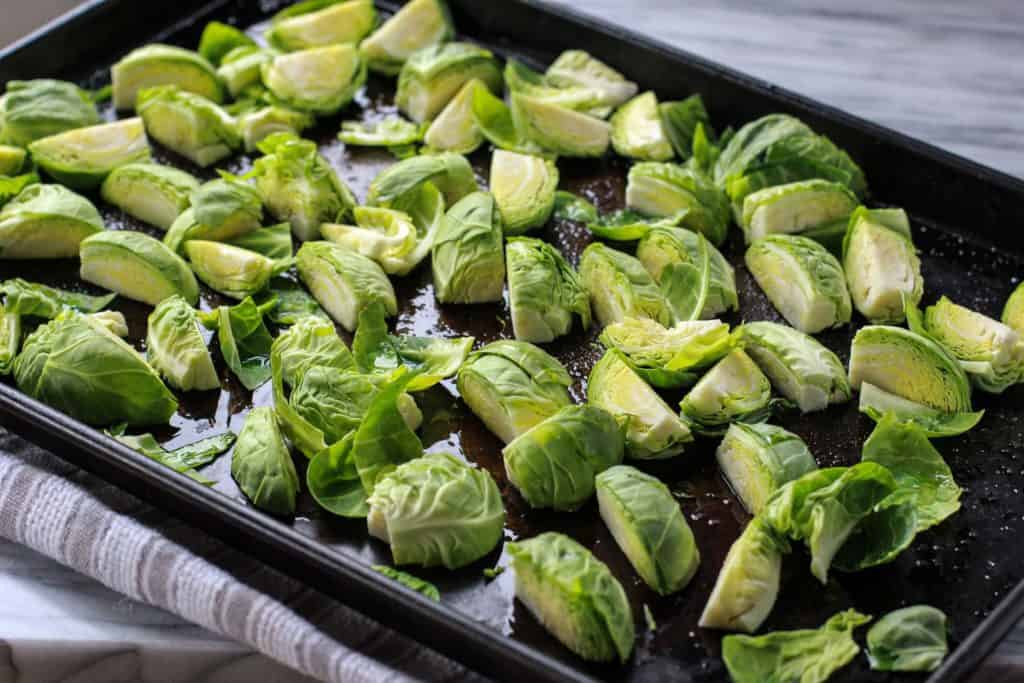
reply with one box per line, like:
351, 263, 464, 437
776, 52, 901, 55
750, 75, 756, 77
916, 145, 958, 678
596, 465, 700, 595
216, 47, 274, 99
636, 226, 737, 318
111, 44, 223, 110
100, 162, 200, 231
717, 422, 817, 514
588, 349, 692, 459
395, 42, 502, 123
658, 94, 711, 160
265, 0, 376, 52
544, 50, 638, 112
164, 177, 264, 253
29, 118, 151, 190
511, 93, 611, 158
0, 79, 100, 146
680, 349, 774, 434
237, 106, 314, 152
456, 340, 572, 444
507, 532, 634, 663
360, 0, 454, 75
432, 191, 505, 304
506, 237, 590, 343
295, 241, 397, 331
610, 92, 673, 161
197, 21, 257, 66
504, 59, 609, 117
843, 207, 922, 324
232, 406, 300, 515
322, 196, 441, 276
738, 321, 851, 413
849, 325, 972, 413
746, 234, 852, 334
146, 294, 219, 391
503, 404, 624, 510
423, 78, 484, 154
579, 243, 672, 327
184, 240, 275, 300
490, 150, 559, 235
625, 162, 731, 246
338, 116, 422, 147
0, 146, 26, 177
80, 231, 199, 306
0, 184, 104, 259
262, 44, 366, 115
367, 152, 477, 207
1003, 282, 1024, 334
858, 382, 983, 438
740, 179, 858, 244
599, 317, 732, 389
137, 85, 239, 167
866, 605, 948, 673
367, 452, 505, 569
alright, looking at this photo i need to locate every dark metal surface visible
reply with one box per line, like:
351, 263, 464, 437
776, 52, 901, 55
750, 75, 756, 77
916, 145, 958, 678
1, 1, 1023, 682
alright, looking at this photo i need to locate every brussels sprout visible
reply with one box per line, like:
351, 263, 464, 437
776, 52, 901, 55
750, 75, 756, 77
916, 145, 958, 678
232, 406, 299, 515
502, 405, 624, 510
843, 206, 922, 324
338, 116, 422, 147
610, 92, 674, 161
624, 162, 731, 246
506, 237, 590, 343
588, 350, 692, 459
636, 226, 737, 318
596, 465, 700, 594
164, 177, 264, 252
251, 133, 356, 242
0, 184, 104, 259
0, 146, 26, 177
111, 44, 223, 110
431, 191, 505, 304
296, 241, 397, 331
29, 118, 151, 190
456, 340, 572, 444
80, 231, 199, 306
136, 85, 239, 167
866, 605, 948, 672
0, 278, 115, 319
237, 106, 314, 152
216, 47, 274, 99
504, 59, 609, 118
262, 44, 366, 115
1003, 282, 1024, 334
741, 178, 858, 244
184, 240, 275, 299
511, 93, 612, 158
395, 43, 502, 123
0, 79, 101, 146
0, 305, 18, 375
738, 321, 851, 413
679, 349, 775, 434
265, 0, 376, 52
14, 311, 177, 426
544, 50, 638, 112
361, 0, 454, 75
146, 295, 218, 391
367, 152, 477, 208
490, 150, 559, 235
717, 423, 818, 514
849, 325, 972, 413
658, 94, 711, 160
423, 78, 485, 154
858, 382, 984, 438
599, 317, 732, 389
507, 532, 634, 663
579, 243, 672, 327
100, 162, 200, 231
290, 367, 380, 444
367, 452, 505, 569
197, 21, 257, 66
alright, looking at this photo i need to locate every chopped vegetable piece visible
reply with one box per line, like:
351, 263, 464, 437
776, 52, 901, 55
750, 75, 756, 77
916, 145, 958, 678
371, 565, 441, 601
0, 184, 103, 259
338, 116, 422, 147
396, 42, 501, 123
625, 162, 731, 246
146, 294, 219, 391
866, 605, 948, 672
185, 240, 276, 300
80, 230, 198, 306
636, 226, 737, 318
431, 191, 505, 304
423, 78, 485, 154
506, 236, 590, 343
296, 241, 397, 332
843, 207, 922, 324
265, 0, 376, 52
579, 243, 672, 327
610, 92, 673, 161
680, 349, 775, 435
100, 162, 200, 231
360, 0, 454, 76
137, 86, 239, 167
112, 44, 223, 110
261, 44, 366, 115
0, 79, 101, 146
232, 406, 299, 515
741, 178, 858, 244
490, 150, 559, 235
600, 317, 732, 389
717, 422, 817, 514
511, 93, 612, 158
29, 118, 151, 190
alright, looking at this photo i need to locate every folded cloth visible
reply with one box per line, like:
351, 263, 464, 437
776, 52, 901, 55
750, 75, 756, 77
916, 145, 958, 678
0, 429, 482, 683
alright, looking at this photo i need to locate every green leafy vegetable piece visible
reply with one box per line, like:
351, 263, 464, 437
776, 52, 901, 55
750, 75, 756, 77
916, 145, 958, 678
371, 565, 441, 601
360, 0, 454, 76
259, 278, 328, 325
610, 92, 673, 161
636, 225, 738, 319
295, 240, 397, 332
431, 191, 505, 304
866, 605, 948, 672
396, 42, 502, 123
658, 94, 711, 160
146, 294, 219, 392
552, 190, 599, 223
210, 297, 276, 390
0, 278, 114, 318
625, 162, 731, 246
265, 0, 376, 52
858, 382, 983, 437
579, 242, 672, 328
842, 207, 922, 324
198, 21, 257, 66
717, 422, 818, 515
262, 44, 366, 116
110, 429, 234, 485
338, 116, 422, 147
0, 183, 103, 259
679, 349, 777, 435
111, 44, 223, 110
0, 79, 101, 146
0, 305, 20, 375
232, 406, 300, 515
306, 433, 367, 517
353, 369, 423, 493
137, 86, 238, 167
100, 162, 200, 231
506, 237, 591, 343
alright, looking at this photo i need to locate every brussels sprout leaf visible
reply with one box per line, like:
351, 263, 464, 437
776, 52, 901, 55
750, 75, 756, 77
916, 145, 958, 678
353, 368, 424, 493
1, 278, 115, 318
372, 565, 441, 601
257, 278, 327, 326
109, 427, 235, 485
866, 605, 948, 672
552, 190, 599, 223
307, 433, 368, 518
210, 296, 277, 390
660, 232, 710, 322
659, 94, 711, 160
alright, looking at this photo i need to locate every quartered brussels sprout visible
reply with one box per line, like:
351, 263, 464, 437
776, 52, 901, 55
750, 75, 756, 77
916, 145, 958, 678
509, 532, 634, 662
544, 50, 638, 113
456, 340, 572, 444
265, 0, 376, 52
197, 21, 257, 67
395, 42, 501, 123
717, 422, 818, 514
184, 240, 275, 300
1003, 282, 1024, 334
588, 350, 692, 459
262, 44, 366, 115
296, 241, 397, 332
15, 311, 178, 426
740, 178, 858, 244
491, 150, 559, 235
658, 94, 711, 160
699, 518, 787, 632
636, 226, 737, 318
738, 321, 851, 413
849, 325, 972, 414
502, 404, 624, 510
137, 85, 239, 167
80, 231, 199, 306
112, 44, 224, 110
361, 0, 454, 75
431, 191, 505, 304
0, 184, 104, 259
146, 294, 218, 392
367, 152, 477, 208
511, 93, 611, 158
423, 78, 484, 154
610, 92, 674, 161
100, 162, 200, 231
29, 118, 151, 190
164, 177, 264, 252
579, 243, 672, 327
600, 317, 732, 389
237, 106, 314, 152
680, 349, 775, 434
367, 452, 505, 569
232, 406, 300, 515
338, 116, 422, 147
858, 382, 983, 438
624, 162, 731, 246
0, 79, 101, 146
506, 237, 590, 343
866, 605, 948, 673
596, 465, 700, 594
746, 234, 852, 334
843, 207, 922, 324
0, 146, 26, 177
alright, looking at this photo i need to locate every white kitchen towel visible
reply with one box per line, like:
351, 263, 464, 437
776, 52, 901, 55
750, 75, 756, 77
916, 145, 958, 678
0, 429, 482, 683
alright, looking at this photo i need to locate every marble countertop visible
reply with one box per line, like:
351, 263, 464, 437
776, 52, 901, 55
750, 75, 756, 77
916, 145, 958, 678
1, 1, 1023, 682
